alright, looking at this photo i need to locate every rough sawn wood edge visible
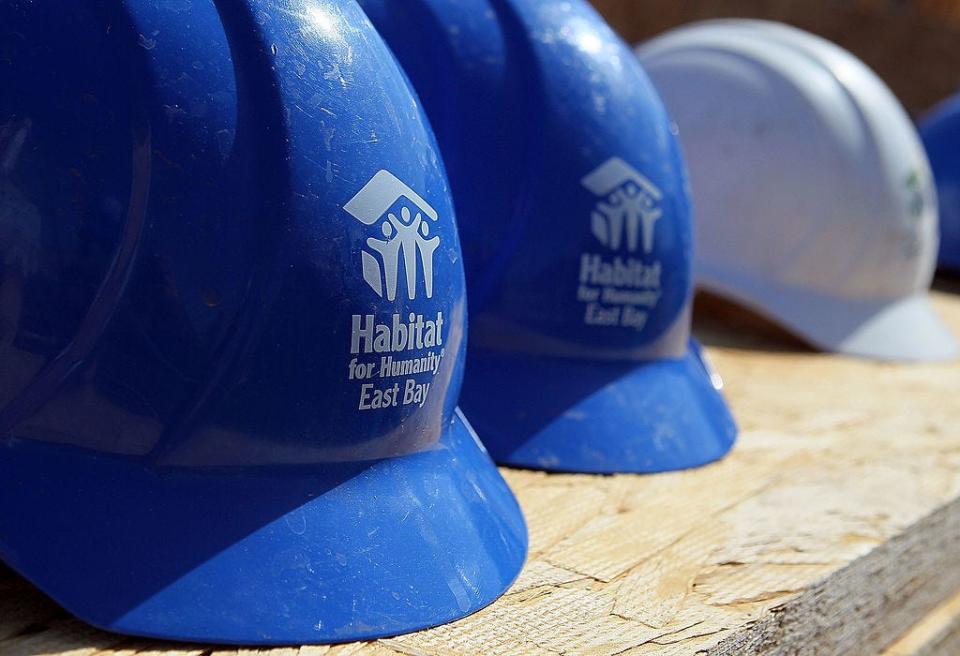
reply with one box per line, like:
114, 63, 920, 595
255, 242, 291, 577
706, 498, 960, 656
883, 585, 960, 656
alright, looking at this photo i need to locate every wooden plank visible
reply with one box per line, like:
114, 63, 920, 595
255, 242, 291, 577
2, 286, 960, 655
883, 588, 960, 656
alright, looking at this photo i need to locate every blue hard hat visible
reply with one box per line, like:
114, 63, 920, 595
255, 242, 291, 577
920, 93, 960, 272
358, 0, 738, 473
0, 0, 526, 645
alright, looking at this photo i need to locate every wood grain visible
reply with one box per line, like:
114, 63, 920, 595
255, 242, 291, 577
3, 286, 960, 655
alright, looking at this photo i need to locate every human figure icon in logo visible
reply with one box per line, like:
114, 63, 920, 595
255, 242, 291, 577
593, 182, 662, 254
593, 190, 627, 251
365, 219, 403, 301
389, 206, 423, 300
365, 204, 441, 301
345, 170, 442, 301
591, 189, 626, 250
620, 181, 663, 255
583, 157, 665, 254
414, 215, 440, 298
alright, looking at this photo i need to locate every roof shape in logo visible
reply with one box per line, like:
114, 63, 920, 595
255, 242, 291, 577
344, 169, 438, 225
581, 157, 663, 200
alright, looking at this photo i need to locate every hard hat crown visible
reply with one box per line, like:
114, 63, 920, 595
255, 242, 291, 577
0, 1, 465, 465
0, 0, 525, 643
642, 21, 937, 301
638, 20, 956, 361
362, 0, 693, 360
359, 0, 737, 473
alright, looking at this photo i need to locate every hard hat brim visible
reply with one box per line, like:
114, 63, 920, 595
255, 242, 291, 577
459, 340, 738, 473
0, 410, 527, 645
700, 270, 958, 362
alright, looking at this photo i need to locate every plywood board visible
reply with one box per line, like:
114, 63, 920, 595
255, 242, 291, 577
2, 285, 960, 656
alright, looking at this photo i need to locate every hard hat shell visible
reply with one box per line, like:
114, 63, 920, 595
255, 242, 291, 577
637, 20, 957, 362
0, 0, 526, 644
358, 0, 737, 473
920, 92, 960, 272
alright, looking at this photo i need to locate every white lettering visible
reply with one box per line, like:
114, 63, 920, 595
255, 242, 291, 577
403, 379, 431, 408
350, 312, 445, 355
358, 382, 400, 410
579, 254, 661, 289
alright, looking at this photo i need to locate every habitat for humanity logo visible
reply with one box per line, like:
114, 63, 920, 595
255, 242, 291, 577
344, 170, 440, 300
343, 170, 446, 412
575, 157, 664, 331
582, 157, 663, 254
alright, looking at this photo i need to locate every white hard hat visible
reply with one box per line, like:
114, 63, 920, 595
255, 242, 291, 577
636, 20, 957, 361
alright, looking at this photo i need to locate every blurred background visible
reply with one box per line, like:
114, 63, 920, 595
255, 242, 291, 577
592, 0, 960, 116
